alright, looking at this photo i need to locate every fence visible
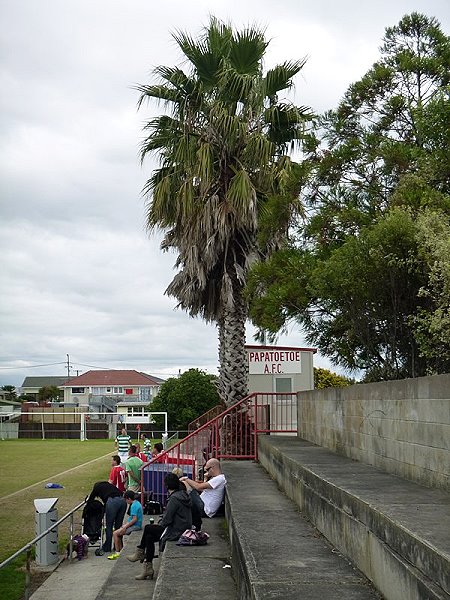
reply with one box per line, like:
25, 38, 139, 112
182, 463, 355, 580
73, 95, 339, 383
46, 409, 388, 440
141, 392, 297, 504
0, 499, 86, 600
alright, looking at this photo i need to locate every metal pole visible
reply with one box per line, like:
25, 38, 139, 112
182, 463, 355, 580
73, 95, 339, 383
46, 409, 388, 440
25, 547, 31, 600
69, 513, 74, 563
41, 414, 45, 440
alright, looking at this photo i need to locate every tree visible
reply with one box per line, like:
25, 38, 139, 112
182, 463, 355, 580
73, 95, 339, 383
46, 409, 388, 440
247, 13, 450, 381
314, 367, 354, 389
38, 386, 62, 403
149, 369, 220, 430
1, 385, 17, 401
137, 18, 310, 405
412, 208, 450, 370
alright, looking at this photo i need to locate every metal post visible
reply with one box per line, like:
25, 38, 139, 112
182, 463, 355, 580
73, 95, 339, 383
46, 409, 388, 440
41, 414, 45, 440
25, 547, 31, 600
69, 513, 74, 563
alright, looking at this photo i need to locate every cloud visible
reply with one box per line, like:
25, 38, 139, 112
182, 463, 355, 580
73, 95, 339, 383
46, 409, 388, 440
1, 0, 448, 387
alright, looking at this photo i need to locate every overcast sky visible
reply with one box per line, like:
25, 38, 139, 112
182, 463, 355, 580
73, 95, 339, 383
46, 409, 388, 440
1, 0, 448, 388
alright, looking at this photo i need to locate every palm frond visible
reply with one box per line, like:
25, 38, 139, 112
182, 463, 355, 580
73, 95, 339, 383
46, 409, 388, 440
229, 27, 268, 75
173, 30, 222, 87
226, 168, 257, 217
263, 59, 307, 97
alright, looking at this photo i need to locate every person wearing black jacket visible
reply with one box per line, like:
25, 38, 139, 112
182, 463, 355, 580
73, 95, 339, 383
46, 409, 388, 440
88, 481, 126, 554
126, 473, 192, 580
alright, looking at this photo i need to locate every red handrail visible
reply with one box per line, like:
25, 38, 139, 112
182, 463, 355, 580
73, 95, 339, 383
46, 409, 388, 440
140, 392, 297, 504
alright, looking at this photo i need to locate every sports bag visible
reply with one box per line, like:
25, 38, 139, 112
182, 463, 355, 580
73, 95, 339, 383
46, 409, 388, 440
176, 527, 210, 546
144, 500, 162, 515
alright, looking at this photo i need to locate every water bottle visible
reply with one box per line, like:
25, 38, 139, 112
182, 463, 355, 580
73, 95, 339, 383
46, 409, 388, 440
149, 517, 155, 525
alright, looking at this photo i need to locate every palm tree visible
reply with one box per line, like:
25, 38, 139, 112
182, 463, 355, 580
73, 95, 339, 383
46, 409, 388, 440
137, 18, 310, 406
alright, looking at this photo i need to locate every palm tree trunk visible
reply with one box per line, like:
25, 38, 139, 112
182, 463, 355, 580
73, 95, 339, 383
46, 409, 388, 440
219, 289, 248, 407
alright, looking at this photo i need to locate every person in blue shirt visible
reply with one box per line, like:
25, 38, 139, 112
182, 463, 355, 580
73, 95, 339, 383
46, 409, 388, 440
109, 490, 143, 559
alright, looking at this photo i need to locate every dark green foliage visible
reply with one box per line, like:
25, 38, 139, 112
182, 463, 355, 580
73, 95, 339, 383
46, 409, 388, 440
38, 385, 63, 402
1, 385, 17, 401
314, 367, 354, 389
247, 13, 450, 381
149, 369, 221, 430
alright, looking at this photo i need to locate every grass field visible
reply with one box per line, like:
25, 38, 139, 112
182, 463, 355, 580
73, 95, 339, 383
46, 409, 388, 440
0, 438, 147, 600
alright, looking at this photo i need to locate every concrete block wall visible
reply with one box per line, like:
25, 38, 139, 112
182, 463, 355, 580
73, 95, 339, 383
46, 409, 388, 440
298, 373, 450, 491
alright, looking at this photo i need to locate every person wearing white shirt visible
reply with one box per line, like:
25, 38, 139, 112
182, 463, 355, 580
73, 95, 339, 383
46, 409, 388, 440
180, 458, 226, 518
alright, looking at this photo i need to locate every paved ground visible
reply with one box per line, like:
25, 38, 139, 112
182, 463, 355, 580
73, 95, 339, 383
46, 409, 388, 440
29, 523, 156, 600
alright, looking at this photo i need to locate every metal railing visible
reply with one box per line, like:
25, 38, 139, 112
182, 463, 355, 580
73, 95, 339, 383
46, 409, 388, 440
187, 404, 224, 434
141, 392, 297, 504
0, 499, 86, 600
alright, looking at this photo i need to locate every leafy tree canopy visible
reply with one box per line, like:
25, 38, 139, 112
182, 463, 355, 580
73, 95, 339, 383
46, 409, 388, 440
247, 13, 450, 381
38, 386, 62, 403
149, 368, 220, 430
1, 385, 17, 401
314, 367, 354, 389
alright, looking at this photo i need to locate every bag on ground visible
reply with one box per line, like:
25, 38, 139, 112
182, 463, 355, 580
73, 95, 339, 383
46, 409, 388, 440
144, 500, 162, 515
176, 527, 209, 546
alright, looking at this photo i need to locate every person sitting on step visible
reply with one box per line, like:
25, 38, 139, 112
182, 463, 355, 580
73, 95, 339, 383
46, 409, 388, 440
127, 473, 192, 580
180, 457, 226, 519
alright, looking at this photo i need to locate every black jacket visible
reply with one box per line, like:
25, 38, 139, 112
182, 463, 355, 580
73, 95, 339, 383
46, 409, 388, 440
159, 489, 192, 546
88, 481, 122, 504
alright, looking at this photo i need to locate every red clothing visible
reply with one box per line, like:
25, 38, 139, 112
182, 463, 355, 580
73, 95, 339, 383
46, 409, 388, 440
109, 465, 126, 492
137, 452, 148, 463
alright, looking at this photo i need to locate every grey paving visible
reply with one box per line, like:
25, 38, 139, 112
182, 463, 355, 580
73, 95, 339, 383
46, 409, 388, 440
29, 551, 118, 600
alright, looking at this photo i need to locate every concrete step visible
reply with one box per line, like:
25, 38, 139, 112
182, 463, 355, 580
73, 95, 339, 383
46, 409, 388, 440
257, 436, 450, 600
153, 516, 236, 600
224, 460, 382, 600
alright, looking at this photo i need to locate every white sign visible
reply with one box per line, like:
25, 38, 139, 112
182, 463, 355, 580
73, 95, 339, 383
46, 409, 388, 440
248, 349, 302, 375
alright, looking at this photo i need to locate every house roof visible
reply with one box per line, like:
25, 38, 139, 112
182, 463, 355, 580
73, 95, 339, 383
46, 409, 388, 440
62, 370, 164, 387
21, 376, 69, 388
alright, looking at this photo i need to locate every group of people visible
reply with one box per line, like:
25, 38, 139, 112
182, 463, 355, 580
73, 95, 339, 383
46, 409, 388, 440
86, 428, 227, 579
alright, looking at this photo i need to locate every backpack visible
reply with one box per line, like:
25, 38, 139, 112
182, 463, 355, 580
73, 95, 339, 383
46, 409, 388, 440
176, 527, 210, 546
144, 500, 162, 515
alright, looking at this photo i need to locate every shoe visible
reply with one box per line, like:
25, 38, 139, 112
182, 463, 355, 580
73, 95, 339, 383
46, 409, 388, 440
107, 552, 120, 560
126, 547, 145, 562
135, 562, 154, 580
95, 548, 104, 556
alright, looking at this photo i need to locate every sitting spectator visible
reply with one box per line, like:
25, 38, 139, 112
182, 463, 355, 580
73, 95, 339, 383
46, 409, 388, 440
180, 458, 226, 519
127, 473, 192, 580
108, 455, 126, 493
109, 490, 143, 559
172, 466, 202, 531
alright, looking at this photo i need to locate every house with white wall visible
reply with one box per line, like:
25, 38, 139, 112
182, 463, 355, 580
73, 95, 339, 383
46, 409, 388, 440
61, 370, 164, 417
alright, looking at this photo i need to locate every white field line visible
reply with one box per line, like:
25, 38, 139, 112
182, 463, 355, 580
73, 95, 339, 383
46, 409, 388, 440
0, 451, 114, 502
